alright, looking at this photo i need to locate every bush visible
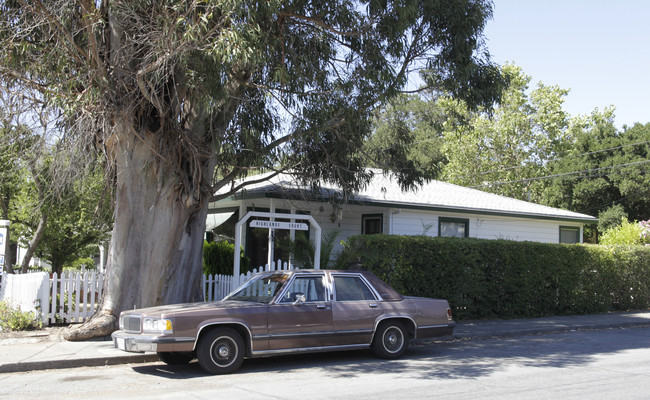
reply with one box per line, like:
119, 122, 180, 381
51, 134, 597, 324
63, 257, 96, 272
339, 235, 650, 320
598, 204, 627, 232
203, 240, 250, 276
600, 218, 646, 245
0, 301, 43, 331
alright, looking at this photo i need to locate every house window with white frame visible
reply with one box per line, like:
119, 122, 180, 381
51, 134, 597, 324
439, 217, 469, 238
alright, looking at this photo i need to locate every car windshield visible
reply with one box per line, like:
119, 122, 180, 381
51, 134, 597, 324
223, 273, 289, 304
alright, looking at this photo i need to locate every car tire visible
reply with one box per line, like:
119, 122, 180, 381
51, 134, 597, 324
197, 327, 245, 374
371, 321, 408, 359
157, 351, 195, 365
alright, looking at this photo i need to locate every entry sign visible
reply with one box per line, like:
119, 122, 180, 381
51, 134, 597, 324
250, 220, 308, 231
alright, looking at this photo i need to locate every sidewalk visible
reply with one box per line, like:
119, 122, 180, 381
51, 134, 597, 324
1, 311, 650, 373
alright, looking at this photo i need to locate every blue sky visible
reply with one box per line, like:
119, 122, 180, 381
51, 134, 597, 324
483, 0, 650, 129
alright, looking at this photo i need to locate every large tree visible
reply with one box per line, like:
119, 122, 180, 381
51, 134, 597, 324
366, 64, 575, 203
1, 0, 504, 339
542, 114, 650, 223
0, 86, 44, 273
10, 159, 113, 274
438, 64, 573, 202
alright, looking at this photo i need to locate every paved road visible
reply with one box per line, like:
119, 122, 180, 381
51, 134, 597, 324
2, 326, 649, 400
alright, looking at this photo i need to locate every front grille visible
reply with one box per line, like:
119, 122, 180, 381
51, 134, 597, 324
122, 314, 142, 333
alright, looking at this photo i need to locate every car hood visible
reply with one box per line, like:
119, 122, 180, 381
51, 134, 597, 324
128, 300, 267, 318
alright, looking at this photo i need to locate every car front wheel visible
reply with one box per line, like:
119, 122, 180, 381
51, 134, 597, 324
371, 321, 408, 359
197, 327, 245, 374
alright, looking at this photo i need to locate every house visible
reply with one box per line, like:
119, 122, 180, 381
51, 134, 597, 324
207, 170, 597, 269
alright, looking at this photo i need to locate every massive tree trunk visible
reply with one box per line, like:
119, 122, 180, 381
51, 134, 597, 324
65, 121, 213, 340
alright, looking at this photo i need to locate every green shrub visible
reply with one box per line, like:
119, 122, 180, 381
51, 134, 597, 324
203, 240, 250, 276
0, 301, 43, 331
63, 257, 96, 272
598, 204, 627, 232
600, 218, 644, 245
339, 235, 650, 320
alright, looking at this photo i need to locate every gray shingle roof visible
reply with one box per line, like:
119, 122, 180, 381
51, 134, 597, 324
223, 170, 597, 223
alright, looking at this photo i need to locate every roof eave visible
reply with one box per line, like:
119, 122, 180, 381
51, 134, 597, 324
220, 189, 598, 224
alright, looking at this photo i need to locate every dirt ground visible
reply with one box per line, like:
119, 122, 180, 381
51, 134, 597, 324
0, 325, 69, 342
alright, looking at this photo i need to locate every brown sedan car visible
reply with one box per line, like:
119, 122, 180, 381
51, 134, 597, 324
112, 269, 455, 374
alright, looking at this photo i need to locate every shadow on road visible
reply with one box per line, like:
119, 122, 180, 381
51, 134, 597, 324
131, 326, 650, 380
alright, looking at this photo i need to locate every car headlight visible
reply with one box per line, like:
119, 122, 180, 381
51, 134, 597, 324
142, 317, 173, 334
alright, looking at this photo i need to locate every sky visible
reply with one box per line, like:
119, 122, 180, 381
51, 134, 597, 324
483, 0, 650, 129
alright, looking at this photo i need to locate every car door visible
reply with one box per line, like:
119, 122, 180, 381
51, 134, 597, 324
267, 274, 334, 350
331, 273, 383, 346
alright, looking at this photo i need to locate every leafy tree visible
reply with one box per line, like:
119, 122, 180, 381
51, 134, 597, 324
36, 167, 113, 275
0, 88, 43, 273
0, 0, 504, 339
597, 204, 627, 232
542, 115, 650, 222
439, 64, 573, 202
366, 94, 447, 180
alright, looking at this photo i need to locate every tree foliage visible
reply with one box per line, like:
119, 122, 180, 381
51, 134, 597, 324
1, 0, 504, 197
368, 63, 649, 239
599, 218, 649, 246
365, 94, 447, 180
0, 0, 505, 338
439, 64, 573, 202
542, 116, 650, 221
35, 166, 113, 274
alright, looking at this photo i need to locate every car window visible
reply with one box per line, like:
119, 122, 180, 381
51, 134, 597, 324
278, 276, 326, 303
333, 276, 377, 301
225, 273, 288, 303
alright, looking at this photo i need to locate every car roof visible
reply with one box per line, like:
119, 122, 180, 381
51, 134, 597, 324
256, 269, 404, 301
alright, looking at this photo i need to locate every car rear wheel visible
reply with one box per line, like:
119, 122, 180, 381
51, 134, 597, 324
197, 327, 245, 374
157, 351, 195, 365
371, 321, 408, 359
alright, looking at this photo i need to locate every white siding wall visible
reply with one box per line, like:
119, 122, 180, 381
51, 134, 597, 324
208, 198, 584, 267
390, 209, 583, 243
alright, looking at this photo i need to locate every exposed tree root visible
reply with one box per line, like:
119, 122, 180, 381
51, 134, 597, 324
64, 312, 117, 341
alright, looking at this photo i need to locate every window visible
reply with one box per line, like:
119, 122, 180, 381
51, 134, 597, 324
333, 276, 377, 301
439, 217, 469, 238
278, 276, 325, 303
362, 214, 383, 234
560, 226, 580, 244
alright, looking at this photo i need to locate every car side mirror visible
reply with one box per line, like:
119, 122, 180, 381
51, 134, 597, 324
293, 294, 306, 305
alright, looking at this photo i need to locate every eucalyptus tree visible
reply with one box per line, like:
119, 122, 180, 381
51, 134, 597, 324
0, 0, 504, 339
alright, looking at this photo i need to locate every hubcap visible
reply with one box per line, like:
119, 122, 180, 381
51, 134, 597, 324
387, 333, 398, 345
210, 336, 238, 368
218, 345, 230, 358
383, 327, 404, 353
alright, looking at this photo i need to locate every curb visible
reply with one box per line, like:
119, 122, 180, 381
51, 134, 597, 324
0, 353, 160, 373
418, 319, 650, 345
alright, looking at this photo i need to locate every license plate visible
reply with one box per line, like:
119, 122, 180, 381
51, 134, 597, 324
116, 337, 126, 351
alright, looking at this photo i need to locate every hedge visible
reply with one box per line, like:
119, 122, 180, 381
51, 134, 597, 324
339, 235, 650, 320
203, 241, 250, 276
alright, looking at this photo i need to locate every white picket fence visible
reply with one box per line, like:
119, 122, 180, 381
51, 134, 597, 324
48, 271, 104, 325
1, 259, 294, 326
203, 259, 293, 301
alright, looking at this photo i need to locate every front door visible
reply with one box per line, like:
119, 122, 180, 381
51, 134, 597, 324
267, 275, 333, 350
